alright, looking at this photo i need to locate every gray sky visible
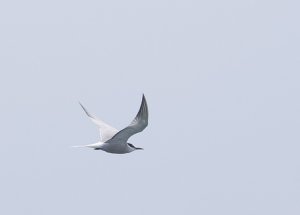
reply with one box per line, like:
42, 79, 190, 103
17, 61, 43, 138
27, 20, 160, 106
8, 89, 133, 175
0, 0, 299, 214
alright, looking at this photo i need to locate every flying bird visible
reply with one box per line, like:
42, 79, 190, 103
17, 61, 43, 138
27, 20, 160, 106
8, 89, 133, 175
73, 95, 148, 154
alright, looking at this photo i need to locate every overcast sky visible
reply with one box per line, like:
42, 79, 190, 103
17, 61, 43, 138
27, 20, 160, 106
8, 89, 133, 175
0, 0, 299, 214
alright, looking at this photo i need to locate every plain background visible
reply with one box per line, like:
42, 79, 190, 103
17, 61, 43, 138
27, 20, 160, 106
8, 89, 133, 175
0, 0, 299, 214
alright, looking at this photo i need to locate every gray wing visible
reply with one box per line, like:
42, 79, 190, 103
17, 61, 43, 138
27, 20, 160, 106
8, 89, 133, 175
105, 94, 148, 144
79, 102, 119, 142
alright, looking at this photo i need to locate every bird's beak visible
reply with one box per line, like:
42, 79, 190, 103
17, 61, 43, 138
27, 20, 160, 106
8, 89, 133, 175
135, 147, 143, 150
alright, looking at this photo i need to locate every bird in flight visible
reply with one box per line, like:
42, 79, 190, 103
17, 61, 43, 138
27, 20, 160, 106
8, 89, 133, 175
73, 95, 148, 154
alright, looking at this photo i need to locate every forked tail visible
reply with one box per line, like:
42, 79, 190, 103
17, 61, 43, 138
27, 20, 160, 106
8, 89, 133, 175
71, 142, 103, 149
71, 145, 87, 148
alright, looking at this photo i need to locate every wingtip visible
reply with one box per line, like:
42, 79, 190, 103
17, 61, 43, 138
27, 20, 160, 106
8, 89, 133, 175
78, 101, 84, 108
78, 102, 86, 112
78, 102, 92, 118
138, 93, 148, 120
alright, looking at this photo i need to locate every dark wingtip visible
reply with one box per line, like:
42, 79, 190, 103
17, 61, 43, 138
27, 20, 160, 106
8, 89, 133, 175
78, 102, 92, 118
78, 101, 84, 111
140, 94, 148, 116
142, 94, 147, 106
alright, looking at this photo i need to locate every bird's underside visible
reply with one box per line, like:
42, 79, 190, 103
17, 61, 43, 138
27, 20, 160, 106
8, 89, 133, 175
74, 94, 148, 154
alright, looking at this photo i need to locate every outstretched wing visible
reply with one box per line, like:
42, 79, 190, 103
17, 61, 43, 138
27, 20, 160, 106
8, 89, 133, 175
79, 102, 119, 142
106, 94, 148, 144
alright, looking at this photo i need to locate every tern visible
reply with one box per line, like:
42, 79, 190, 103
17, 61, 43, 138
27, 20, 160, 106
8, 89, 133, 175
73, 95, 148, 154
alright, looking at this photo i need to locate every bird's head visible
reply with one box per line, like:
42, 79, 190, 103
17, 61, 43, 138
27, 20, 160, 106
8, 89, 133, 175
127, 143, 143, 151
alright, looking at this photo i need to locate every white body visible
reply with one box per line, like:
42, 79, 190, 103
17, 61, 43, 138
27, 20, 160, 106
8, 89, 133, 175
76, 142, 135, 154
74, 95, 148, 154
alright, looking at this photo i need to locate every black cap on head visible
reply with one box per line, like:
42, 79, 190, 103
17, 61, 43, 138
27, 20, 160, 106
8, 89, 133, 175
128, 143, 143, 150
